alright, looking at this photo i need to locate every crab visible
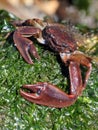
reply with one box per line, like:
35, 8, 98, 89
11, 19, 92, 108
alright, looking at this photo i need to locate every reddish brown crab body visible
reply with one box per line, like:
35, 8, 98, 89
42, 25, 77, 53
12, 19, 92, 108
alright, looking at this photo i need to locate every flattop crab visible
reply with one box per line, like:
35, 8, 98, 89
11, 19, 92, 108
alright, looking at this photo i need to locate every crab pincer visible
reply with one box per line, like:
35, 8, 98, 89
20, 61, 83, 108
13, 27, 40, 64
20, 82, 78, 108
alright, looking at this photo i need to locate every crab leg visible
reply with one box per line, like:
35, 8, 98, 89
20, 61, 82, 108
13, 27, 42, 64
69, 62, 83, 95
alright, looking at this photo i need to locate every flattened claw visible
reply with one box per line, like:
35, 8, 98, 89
20, 84, 45, 99
13, 31, 40, 64
20, 82, 77, 108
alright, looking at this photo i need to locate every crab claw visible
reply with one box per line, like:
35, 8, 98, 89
20, 82, 77, 108
13, 31, 40, 64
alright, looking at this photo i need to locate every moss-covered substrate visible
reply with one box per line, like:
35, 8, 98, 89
0, 10, 98, 130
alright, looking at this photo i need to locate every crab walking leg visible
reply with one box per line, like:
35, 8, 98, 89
11, 18, 45, 28
20, 62, 82, 108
